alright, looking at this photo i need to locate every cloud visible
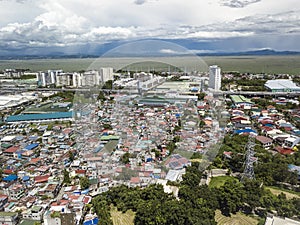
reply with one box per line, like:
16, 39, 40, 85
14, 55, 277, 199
0, 0, 299, 54
220, 0, 261, 8
134, 0, 147, 5
0, 0, 27, 2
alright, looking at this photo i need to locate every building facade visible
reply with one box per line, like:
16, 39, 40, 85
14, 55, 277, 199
208, 65, 221, 91
100, 67, 113, 83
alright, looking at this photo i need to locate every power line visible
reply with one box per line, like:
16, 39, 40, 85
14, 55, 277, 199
241, 134, 256, 182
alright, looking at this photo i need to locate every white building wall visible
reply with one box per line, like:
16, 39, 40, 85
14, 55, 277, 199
208, 65, 221, 90
100, 68, 113, 83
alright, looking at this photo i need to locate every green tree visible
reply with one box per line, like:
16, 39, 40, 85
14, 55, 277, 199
80, 176, 90, 190
63, 169, 71, 185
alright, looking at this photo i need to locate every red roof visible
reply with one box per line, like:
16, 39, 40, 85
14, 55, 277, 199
51, 200, 69, 206
275, 146, 294, 155
4, 146, 19, 153
0, 194, 8, 200
130, 177, 140, 183
3, 169, 14, 174
223, 151, 232, 155
75, 169, 86, 174
30, 158, 41, 163
83, 196, 91, 204
267, 105, 276, 109
260, 120, 274, 125
34, 175, 50, 183
256, 135, 272, 144
261, 126, 273, 132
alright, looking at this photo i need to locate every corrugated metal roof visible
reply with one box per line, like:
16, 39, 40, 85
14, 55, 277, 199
6, 112, 73, 122
24, 143, 39, 150
265, 79, 300, 90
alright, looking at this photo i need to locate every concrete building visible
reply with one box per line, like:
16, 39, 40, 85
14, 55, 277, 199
56, 73, 74, 87
265, 215, 300, 225
37, 70, 63, 87
4, 69, 24, 78
44, 210, 76, 225
81, 70, 100, 87
0, 212, 19, 225
100, 67, 113, 83
265, 79, 300, 92
208, 65, 221, 91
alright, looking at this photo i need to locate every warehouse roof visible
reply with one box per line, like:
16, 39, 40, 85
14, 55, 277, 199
265, 79, 300, 91
6, 112, 73, 122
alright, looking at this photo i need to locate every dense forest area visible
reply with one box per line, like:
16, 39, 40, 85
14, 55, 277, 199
91, 161, 300, 225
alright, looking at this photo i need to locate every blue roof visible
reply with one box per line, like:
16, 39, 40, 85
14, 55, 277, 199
3, 174, 18, 182
83, 218, 98, 225
6, 112, 73, 122
234, 129, 257, 134
288, 164, 300, 174
22, 176, 30, 181
25, 143, 39, 150
81, 189, 89, 194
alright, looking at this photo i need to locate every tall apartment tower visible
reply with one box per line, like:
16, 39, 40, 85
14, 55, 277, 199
208, 65, 221, 90
100, 67, 113, 83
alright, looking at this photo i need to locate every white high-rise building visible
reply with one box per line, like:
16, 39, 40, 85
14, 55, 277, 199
36, 70, 63, 87
208, 65, 221, 90
100, 68, 113, 83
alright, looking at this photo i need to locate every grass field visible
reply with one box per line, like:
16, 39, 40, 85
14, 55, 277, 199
266, 186, 300, 200
111, 207, 135, 225
209, 176, 238, 188
0, 56, 300, 74
215, 210, 258, 225
23, 102, 71, 114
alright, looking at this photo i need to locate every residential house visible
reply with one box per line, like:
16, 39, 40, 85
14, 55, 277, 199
0, 194, 8, 211
9, 183, 25, 200
22, 205, 44, 221
256, 136, 273, 149
283, 136, 300, 149
165, 154, 191, 170
0, 212, 19, 225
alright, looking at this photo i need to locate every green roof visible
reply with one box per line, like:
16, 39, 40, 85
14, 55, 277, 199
100, 135, 120, 141
230, 95, 253, 104
0, 211, 18, 217
19, 220, 40, 225
31, 205, 43, 212
6, 112, 73, 122
1, 143, 12, 149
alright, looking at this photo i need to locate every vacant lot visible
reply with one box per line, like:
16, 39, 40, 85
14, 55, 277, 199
209, 176, 238, 188
111, 207, 135, 225
215, 210, 258, 225
266, 186, 300, 200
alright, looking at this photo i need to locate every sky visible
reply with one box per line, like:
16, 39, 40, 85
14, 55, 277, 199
0, 0, 299, 56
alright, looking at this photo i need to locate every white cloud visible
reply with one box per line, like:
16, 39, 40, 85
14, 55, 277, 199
134, 0, 147, 5
220, 0, 261, 8
0, 0, 299, 53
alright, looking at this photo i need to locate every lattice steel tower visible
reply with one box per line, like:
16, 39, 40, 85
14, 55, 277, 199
241, 134, 256, 182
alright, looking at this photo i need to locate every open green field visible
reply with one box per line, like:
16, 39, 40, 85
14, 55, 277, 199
266, 186, 300, 200
0, 56, 300, 74
111, 207, 135, 225
23, 102, 72, 114
209, 176, 238, 188
215, 210, 258, 225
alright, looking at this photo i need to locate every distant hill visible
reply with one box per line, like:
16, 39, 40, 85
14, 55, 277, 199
0, 49, 300, 60
196, 49, 300, 56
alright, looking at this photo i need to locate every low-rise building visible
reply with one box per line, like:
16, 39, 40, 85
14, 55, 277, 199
0, 211, 19, 225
